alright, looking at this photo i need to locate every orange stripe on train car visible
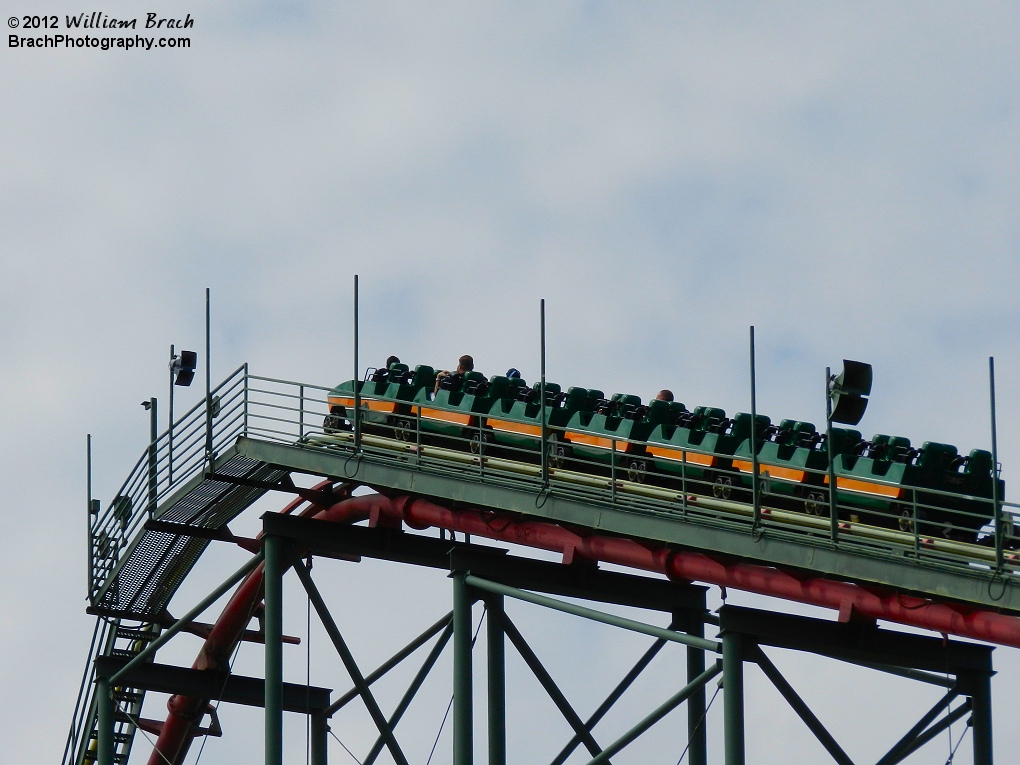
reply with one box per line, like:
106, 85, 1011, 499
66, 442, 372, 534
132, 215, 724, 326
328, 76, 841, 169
488, 419, 542, 437
563, 431, 640, 452
645, 446, 714, 466
421, 407, 473, 426
732, 460, 806, 482
823, 475, 903, 499
328, 396, 399, 414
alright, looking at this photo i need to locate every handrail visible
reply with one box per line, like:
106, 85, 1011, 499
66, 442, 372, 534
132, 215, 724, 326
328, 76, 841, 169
90, 368, 1018, 605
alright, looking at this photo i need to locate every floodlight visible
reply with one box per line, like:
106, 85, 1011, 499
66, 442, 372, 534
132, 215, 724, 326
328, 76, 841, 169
171, 350, 198, 387
828, 359, 872, 426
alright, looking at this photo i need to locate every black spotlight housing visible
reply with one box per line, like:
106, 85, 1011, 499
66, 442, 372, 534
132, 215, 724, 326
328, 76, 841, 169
172, 350, 198, 387
829, 359, 872, 426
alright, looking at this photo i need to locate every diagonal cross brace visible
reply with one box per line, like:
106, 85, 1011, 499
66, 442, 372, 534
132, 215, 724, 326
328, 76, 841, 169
550, 626, 674, 765
324, 611, 453, 717
362, 623, 454, 765
502, 615, 607, 761
585, 661, 723, 765
874, 686, 960, 765
290, 551, 411, 765
751, 646, 855, 765
893, 699, 972, 765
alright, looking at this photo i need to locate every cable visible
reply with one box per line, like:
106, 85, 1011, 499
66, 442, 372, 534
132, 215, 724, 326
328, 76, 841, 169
119, 708, 175, 765
943, 718, 969, 765
329, 727, 364, 764
675, 683, 721, 765
425, 605, 487, 765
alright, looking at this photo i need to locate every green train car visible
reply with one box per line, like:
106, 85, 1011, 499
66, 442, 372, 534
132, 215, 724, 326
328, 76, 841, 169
325, 360, 1005, 545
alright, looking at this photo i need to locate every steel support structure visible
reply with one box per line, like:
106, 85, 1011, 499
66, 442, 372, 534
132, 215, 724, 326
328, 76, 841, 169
87, 505, 999, 765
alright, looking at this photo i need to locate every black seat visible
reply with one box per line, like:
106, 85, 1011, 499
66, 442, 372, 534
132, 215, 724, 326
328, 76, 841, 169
439, 372, 464, 392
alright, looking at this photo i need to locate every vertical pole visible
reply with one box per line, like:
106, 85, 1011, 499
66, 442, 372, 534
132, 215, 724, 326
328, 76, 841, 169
96, 675, 114, 765
826, 367, 838, 544
205, 288, 213, 466
87, 434, 94, 596
685, 616, 709, 765
989, 357, 1003, 570
971, 671, 993, 765
611, 440, 617, 505
354, 275, 361, 452
243, 362, 249, 436
299, 384, 305, 440
168, 344, 175, 484
750, 326, 760, 529
487, 595, 506, 765
540, 299, 548, 486
147, 397, 158, 516
722, 632, 744, 765
264, 535, 284, 765
453, 571, 473, 765
311, 714, 329, 765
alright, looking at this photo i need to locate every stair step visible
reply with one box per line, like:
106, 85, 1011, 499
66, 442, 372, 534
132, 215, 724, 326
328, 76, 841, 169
87, 731, 133, 744
112, 690, 144, 705
108, 649, 137, 659
82, 752, 129, 764
115, 627, 160, 642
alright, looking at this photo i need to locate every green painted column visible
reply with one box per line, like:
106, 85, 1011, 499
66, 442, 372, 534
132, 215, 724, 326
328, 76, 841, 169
264, 535, 284, 765
971, 672, 993, 765
486, 595, 506, 765
311, 714, 328, 765
683, 612, 708, 765
96, 676, 114, 765
722, 632, 744, 765
453, 571, 473, 765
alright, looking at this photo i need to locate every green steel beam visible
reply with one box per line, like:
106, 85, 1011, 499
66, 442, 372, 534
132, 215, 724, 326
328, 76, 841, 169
719, 605, 992, 674
96, 676, 113, 765
584, 662, 723, 765
311, 714, 328, 765
722, 632, 744, 765
502, 616, 605, 760
676, 610, 708, 765
290, 554, 411, 765
264, 535, 284, 765
96, 656, 331, 712
839, 658, 956, 688
486, 595, 506, 765
972, 671, 994, 765
751, 647, 854, 765
453, 571, 474, 765
236, 437, 1020, 613
465, 575, 720, 652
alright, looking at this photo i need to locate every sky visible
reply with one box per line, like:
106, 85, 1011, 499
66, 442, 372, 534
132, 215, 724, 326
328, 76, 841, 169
3, 1, 1020, 763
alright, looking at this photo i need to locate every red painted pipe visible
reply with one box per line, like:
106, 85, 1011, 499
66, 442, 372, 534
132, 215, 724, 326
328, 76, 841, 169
147, 491, 1020, 764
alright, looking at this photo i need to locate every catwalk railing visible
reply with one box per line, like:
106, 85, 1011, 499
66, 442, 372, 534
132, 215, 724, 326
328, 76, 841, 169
88, 367, 1020, 605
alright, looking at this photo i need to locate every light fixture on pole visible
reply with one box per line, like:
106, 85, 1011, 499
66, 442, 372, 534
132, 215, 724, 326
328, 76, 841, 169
825, 359, 872, 543
168, 348, 197, 484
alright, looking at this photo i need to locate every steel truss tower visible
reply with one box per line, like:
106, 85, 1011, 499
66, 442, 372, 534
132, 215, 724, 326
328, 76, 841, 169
87, 508, 994, 765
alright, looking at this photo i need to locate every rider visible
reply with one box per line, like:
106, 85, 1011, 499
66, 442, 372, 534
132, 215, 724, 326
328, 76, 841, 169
434, 354, 475, 393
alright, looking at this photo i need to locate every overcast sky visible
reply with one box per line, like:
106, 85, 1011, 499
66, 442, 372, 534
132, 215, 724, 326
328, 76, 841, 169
3, 2, 1020, 763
